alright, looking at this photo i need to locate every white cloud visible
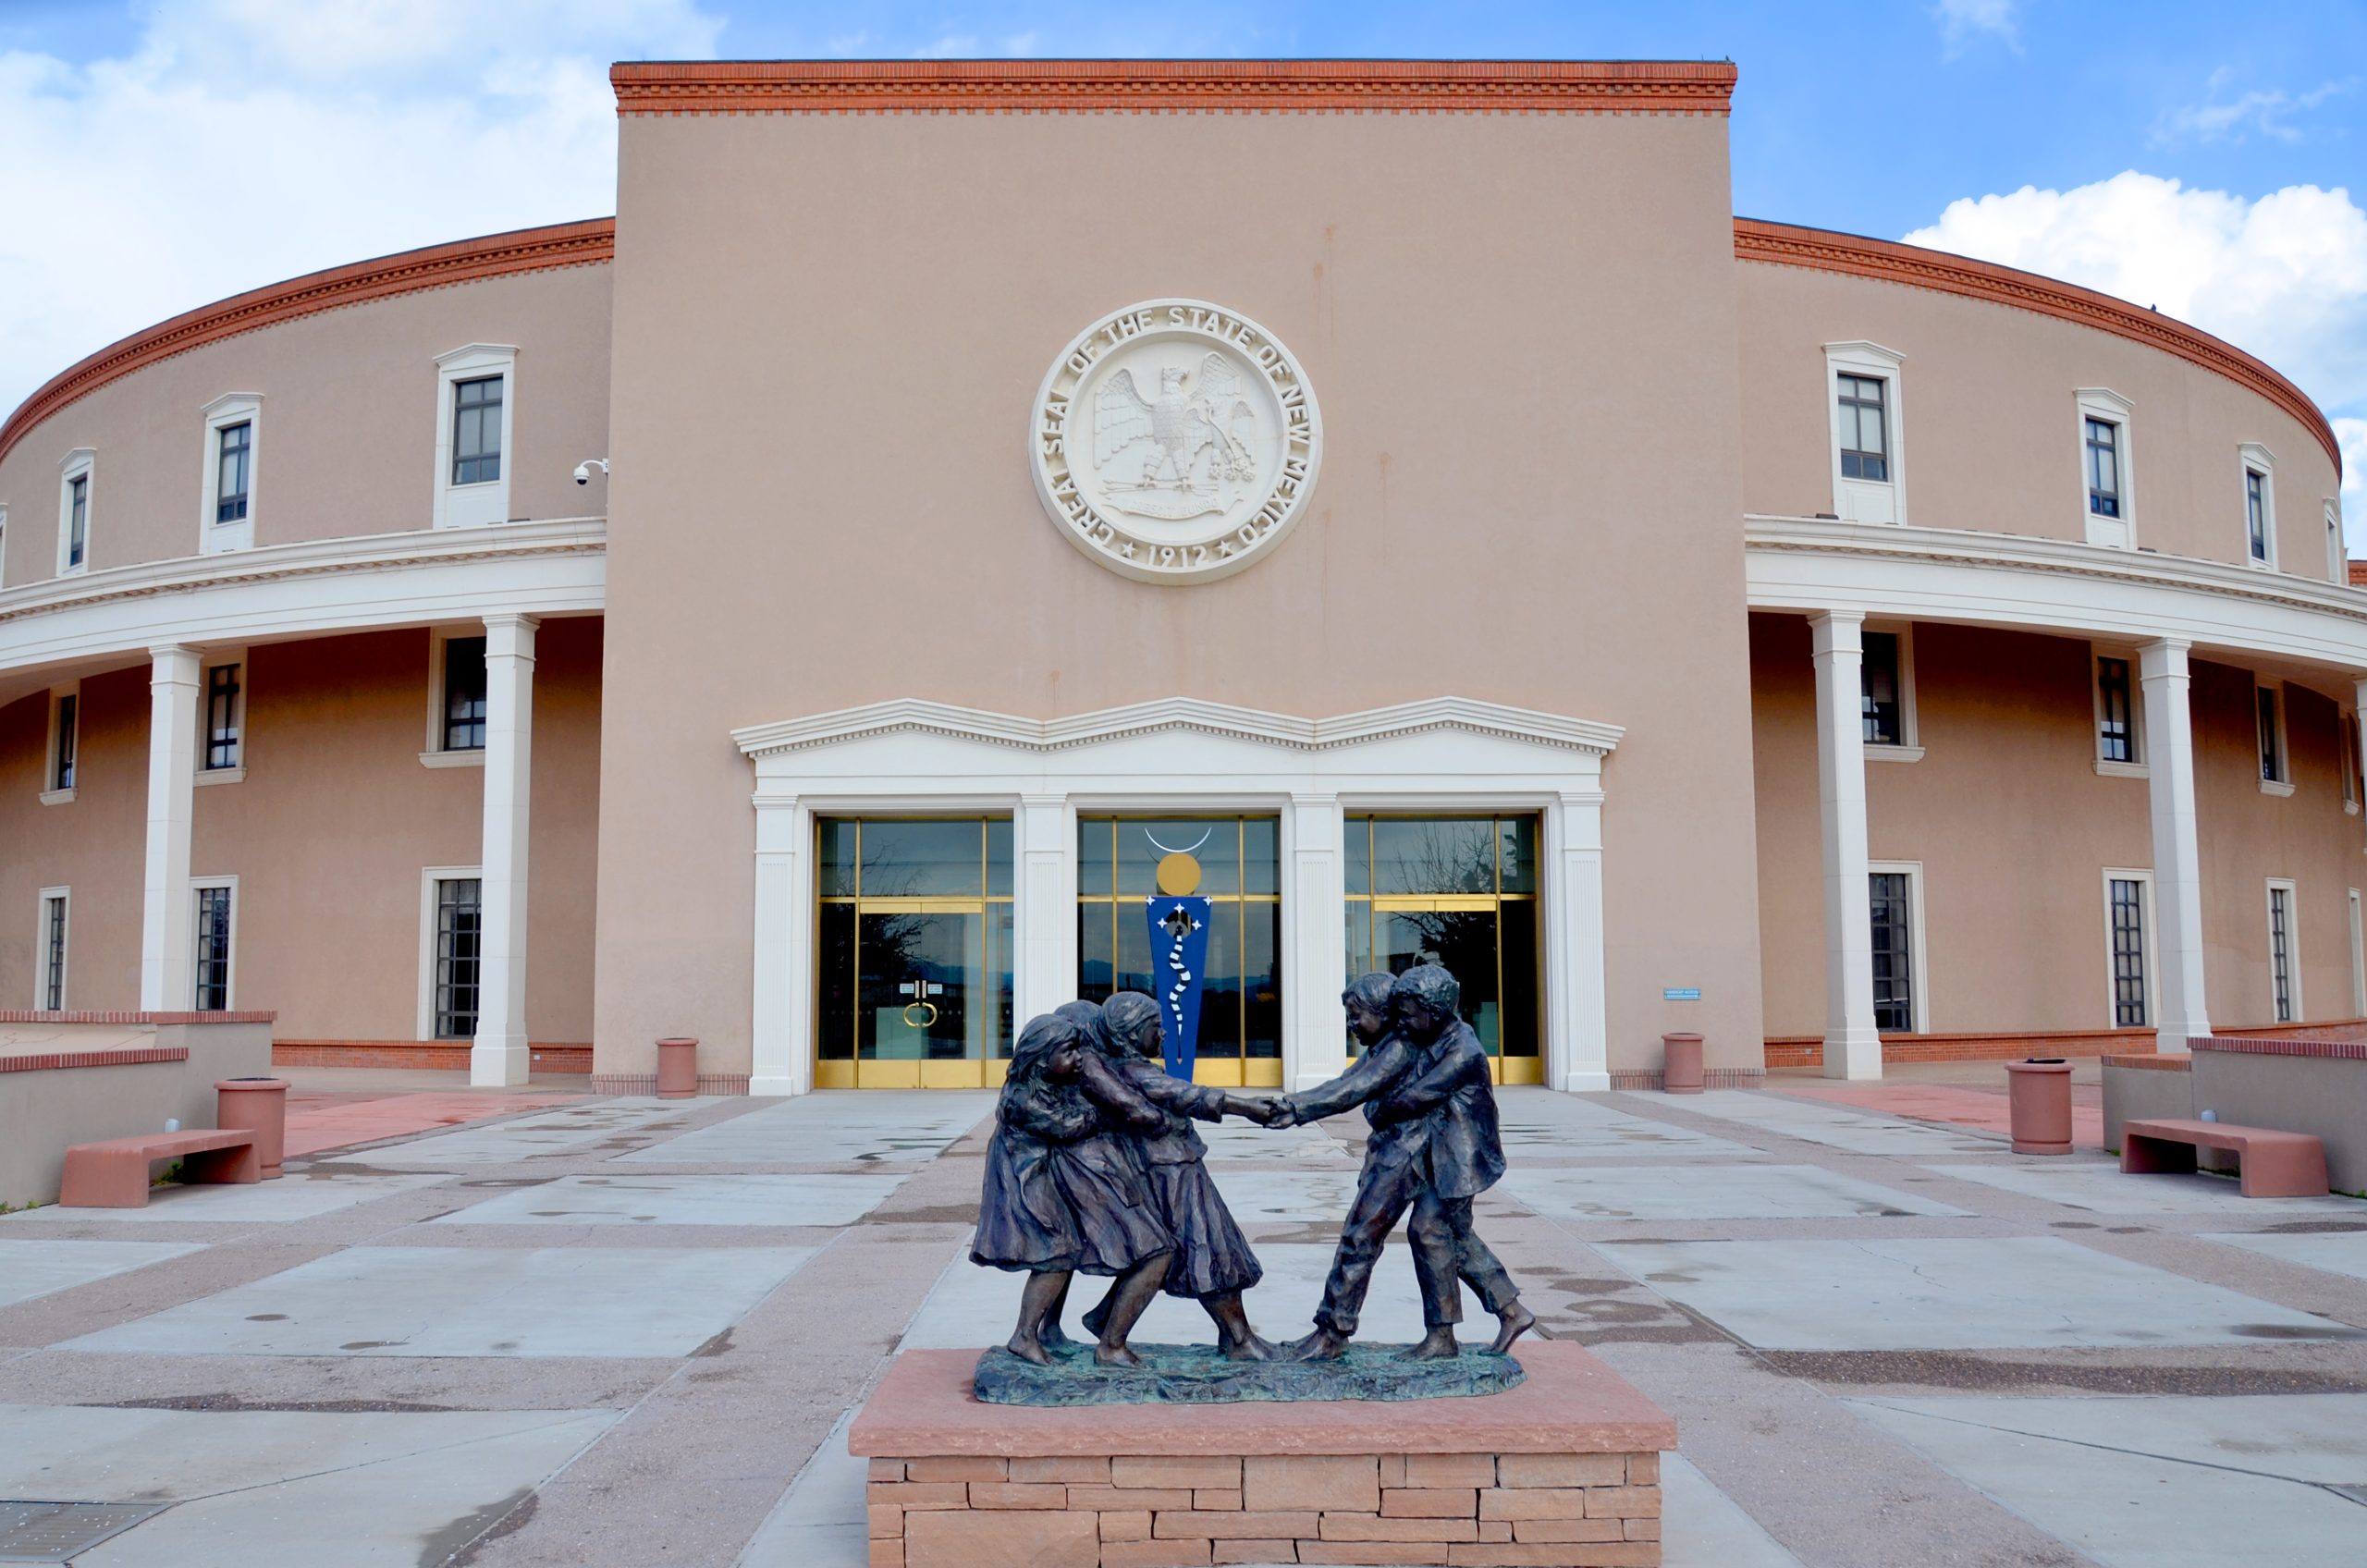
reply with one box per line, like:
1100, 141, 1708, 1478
2153, 71, 2355, 147
1906, 171, 2367, 537
0, 0, 721, 420
1931, 0, 2018, 54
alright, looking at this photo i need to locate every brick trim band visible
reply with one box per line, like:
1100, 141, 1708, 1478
588, 1072, 753, 1096
2192, 1035, 2367, 1061
0, 1010, 275, 1024
609, 58, 1738, 117
0, 1047, 190, 1073
1735, 218, 2340, 473
2103, 1053, 2191, 1072
0, 220, 615, 467
1607, 1067, 1766, 1090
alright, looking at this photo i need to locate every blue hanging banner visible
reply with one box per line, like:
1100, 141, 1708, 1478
1145, 894, 1213, 1080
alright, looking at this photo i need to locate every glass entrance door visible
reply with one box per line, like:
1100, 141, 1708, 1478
816, 818, 1013, 1088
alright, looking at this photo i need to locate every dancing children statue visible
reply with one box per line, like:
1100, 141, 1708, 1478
1266, 965, 1534, 1361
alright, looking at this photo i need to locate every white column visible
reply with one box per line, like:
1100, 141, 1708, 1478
1012, 793, 1079, 1023
471, 614, 537, 1086
1546, 785, 1611, 1093
2354, 678, 2367, 851
1811, 611, 1882, 1080
750, 792, 810, 1096
2142, 638, 2211, 1047
1283, 792, 1348, 1090
138, 644, 202, 1011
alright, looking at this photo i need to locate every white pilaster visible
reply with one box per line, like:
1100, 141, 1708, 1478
2142, 638, 2211, 1047
1546, 786, 1611, 1092
138, 644, 202, 1011
1013, 794, 1079, 1024
1283, 793, 1348, 1090
470, 613, 536, 1086
750, 793, 810, 1096
1811, 611, 1882, 1080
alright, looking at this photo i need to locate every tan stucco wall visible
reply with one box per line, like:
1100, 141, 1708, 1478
1754, 612, 2366, 1038
0, 263, 611, 587
0, 622, 601, 1038
1735, 262, 2345, 578
595, 109, 1765, 1077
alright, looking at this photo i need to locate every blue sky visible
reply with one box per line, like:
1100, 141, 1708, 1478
2, 0, 2361, 524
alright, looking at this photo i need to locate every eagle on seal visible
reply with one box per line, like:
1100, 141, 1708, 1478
1093, 352, 1259, 506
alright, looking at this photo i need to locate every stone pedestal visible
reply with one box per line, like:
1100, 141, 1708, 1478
851, 1341, 1676, 1568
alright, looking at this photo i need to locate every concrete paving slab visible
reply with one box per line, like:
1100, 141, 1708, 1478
736, 1409, 865, 1567
64, 1244, 817, 1357
430, 1172, 908, 1228
1502, 1164, 1966, 1221
1208, 1168, 1366, 1223
1196, 1119, 1354, 1161
1678, 1091, 2007, 1156
1497, 1096, 1757, 1158
613, 1091, 995, 1165
0, 1403, 615, 1568
901, 1239, 1485, 1351
1662, 1452, 1808, 1568
1606, 1236, 2359, 1350
1, 1170, 448, 1224
2201, 1229, 2367, 1281
0, 1239, 205, 1307
318, 1101, 705, 1169
1927, 1162, 2367, 1215
1850, 1392, 2367, 1568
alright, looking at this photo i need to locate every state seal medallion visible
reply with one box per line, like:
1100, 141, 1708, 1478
1031, 300, 1322, 584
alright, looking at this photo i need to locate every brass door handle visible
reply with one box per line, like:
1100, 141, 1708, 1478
902, 1000, 939, 1030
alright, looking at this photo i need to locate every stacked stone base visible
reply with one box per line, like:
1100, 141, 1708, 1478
852, 1341, 1676, 1568
867, 1447, 1662, 1567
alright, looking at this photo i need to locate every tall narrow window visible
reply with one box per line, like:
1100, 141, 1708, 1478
1837, 374, 1889, 482
2247, 469, 2271, 563
52, 692, 78, 791
433, 877, 483, 1038
193, 884, 232, 1011
2257, 685, 2287, 786
40, 892, 67, 1011
1861, 631, 1904, 746
2267, 883, 2299, 1023
2107, 876, 2149, 1026
215, 423, 251, 523
442, 636, 487, 752
2085, 419, 2122, 517
1869, 871, 1916, 1032
66, 473, 88, 570
451, 376, 503, 485
2349, 889, 2364, 1018
204, 663, 241, 771
2097, 656, 2135, 764
2347, 713, 2362, 810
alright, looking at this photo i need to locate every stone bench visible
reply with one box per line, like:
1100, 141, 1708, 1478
852, 1340, 1676, 1568
2119, 1118, 2328, 1198
57, 1128, 261, 1207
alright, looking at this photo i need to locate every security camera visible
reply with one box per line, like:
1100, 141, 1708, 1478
573, 458, 609, 485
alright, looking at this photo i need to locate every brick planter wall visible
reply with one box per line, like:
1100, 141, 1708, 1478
271, 1040, 592, 1074
1766, 1028, 2154, 1070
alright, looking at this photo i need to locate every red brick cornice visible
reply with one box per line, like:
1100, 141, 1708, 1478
0, 220, 615, 468
609, 58, 1738, 117
1735, 217, 2340, 475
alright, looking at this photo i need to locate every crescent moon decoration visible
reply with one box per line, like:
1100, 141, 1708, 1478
1142, 827, 1215, 857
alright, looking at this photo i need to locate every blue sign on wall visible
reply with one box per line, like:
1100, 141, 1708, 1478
1146, 894, 1213, 1080
1662, 986, 1703, 1001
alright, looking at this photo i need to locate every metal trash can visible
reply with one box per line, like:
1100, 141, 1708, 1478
1661, 1033, 1705, 1095
656, 1037, 699, 1099
2005, 1058, 2073, 1155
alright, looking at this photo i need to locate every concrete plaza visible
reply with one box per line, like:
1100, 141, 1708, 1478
2, 1072, 2363, 1566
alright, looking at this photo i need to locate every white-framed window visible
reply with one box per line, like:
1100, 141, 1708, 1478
1860, 621, 1921, 759
2328, 499, 2346, 584
197, 650, 248, 784
432, 344, 517, 530
2256, 678, 2292, 795
191, 875, 238, 1011
35, 887, 69, 1011
198, 392, 262, 554
42, 683, 79, 804
57, 448, 94, 576
1868, 860, 1927, 1033
2240, 443, 2277, 568
1825, 341, 1907, 525
418, 867, 484, 1040
2102, 869, 2156, 1028
2074, 388, 2134, 549
2265, 878, 2301, 1023
2091, 646, 2145, 778
2349, 888, 2364, 1017
421, 629, 489, 766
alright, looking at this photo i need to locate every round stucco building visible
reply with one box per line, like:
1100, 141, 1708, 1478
0, 59, 2355, 1096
